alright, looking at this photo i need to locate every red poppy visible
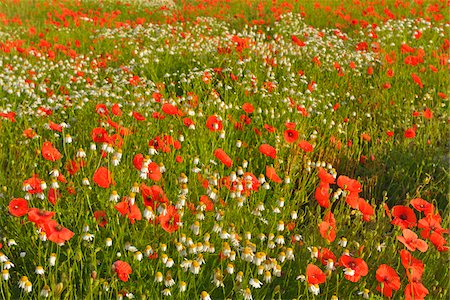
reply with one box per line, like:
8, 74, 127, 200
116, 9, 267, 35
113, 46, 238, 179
418, 213, 446, 239
147, 162, 162, 181
410, 198, 434, 215
242, 103, 254, 114
404, 281, 429, 300
318, 167, 335, 184
112, 260, 132, 282
259, 144, 276, 159
42, 142, 61, 161
391, 205, 417, 229
306, 264, 326, 284
404, 128, 416, 138
397, 229, 428, 252
298, 140, 313, 152
400, 250, 424, 278
48, 188, 61, 205
114, 201, 142, 224
23, 174, 43, 195
318, 211, 336, 242
111, 103, 122, 116
133, 154, 144, 171
28, 208, 55, 225
315, 183, 330, 208
339, 255, 368, 282
284, 129, 299, 143
141, 184, 169, 209
8, 198, 28, 217
199, 195, 214, 212
94, 210, 108, 227
0, 111, 16, 122
23, 128, 37, 139
206, 115, 223, 131
319, 248, 336, 266
358, 198, 374, 222
132, 111, 146, 121
337, 176, 362, 193
95, 104, 108, 115
263, 124, 276, 133
44, 220, 74, 244
159, 205, 180, 233
91, 127, 108, 143
65, 160, 79, 175
162, 103, 180, 115
411, 73, 423, 88
48, 121, 62, 132
266, 165, 282, 183
214, 148, 233, 168
376, 264, 401, 297
93, 167, 115, 188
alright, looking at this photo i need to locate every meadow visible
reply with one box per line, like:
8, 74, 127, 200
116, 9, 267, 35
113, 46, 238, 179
0, 0, 449, 299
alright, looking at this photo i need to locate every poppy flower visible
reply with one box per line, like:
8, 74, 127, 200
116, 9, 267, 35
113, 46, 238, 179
114, 201, 142, 224
111, 103, 122, 116
145, 162, 161, 181
266, 165, 282, 183
206, 115, 223, 131
48, 188, 61, 205
259, 144, 276, 159
214, 148, 233, 168
315, 183, 330, 208
28, 208, 55, 225
93, 167, 114, 189
132, 111, 146, 121
8, 198, 28, 217
0, 111, 16, 122
162, 103, 181, 115
339, 255, 368, 282
298, 140, 313, 152
319, 248, 336, 267
159, 205, 180, 233
199, 195, 214, 212
418, 213, 445, 239
422, 108, 433, 119
112, 260, 132, 282
91, 127, 108, 143
404, 128, 416, 139
242, 103, 254, 114
400, 250, 424, 278
397, 229, 428, 252
48, 121, 62, 132
65, 160, 79, 175
42, 142, 61, 161
306, 264, 326, 285
284, 129, 299, 143
44, 220, 74, 244
391, 205, 417, 229
358, 198, 374, 222
263, 124, 276, 133
95, 104, 108, 115
94, 210, 108, 227
410, 198, 434, 215
429, 231, 449, 252
376, 264, 401, 297
318, 211, 336, 242
23, 128, 37, 139
404, 281, 429, 300
23, 174, 43, 195
337, 176, 362, 193
141, 184, 169, 209
133, 154, 144, 171
317, 167, 335, 184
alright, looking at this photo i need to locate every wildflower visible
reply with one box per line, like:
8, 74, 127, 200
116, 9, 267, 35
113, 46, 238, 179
306, 264, 326, 285
162, 288, 171, 296
259, 144, 276, 159
106, 238, 113, 247
249, 278, 263, 288
397, 229, 428, 252
8, 198, 29, 217
38, 284, 51, 297
160, 206, 180, 233
112, 260, 132, 282
236, 271, 244, 282
155, 272, 163, 283
49, 253, 57, 266
190, 260, 201, 274
339, 255, 368, 282
243, 287, 253, 300
376, 264, 400, 297
214, 148, 233, 168
93, 167, 115, 189
18, 276, 28, 289
2, 270, 9, 281
308, 284, 320, 295
391, 206, 417, 229
179, 281, 187, 292
35, 266, 45, 275
41, 142, 61, 161
110, 191, 120, 202
24, 281, 32, 293
200, 291, 211, 300
44, 220, 74, 245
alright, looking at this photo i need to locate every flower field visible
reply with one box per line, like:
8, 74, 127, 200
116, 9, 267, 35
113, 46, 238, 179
0, 0, 449, 299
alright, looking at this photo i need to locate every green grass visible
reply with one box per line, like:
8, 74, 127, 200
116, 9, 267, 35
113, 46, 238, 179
0, 0, 448, 299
